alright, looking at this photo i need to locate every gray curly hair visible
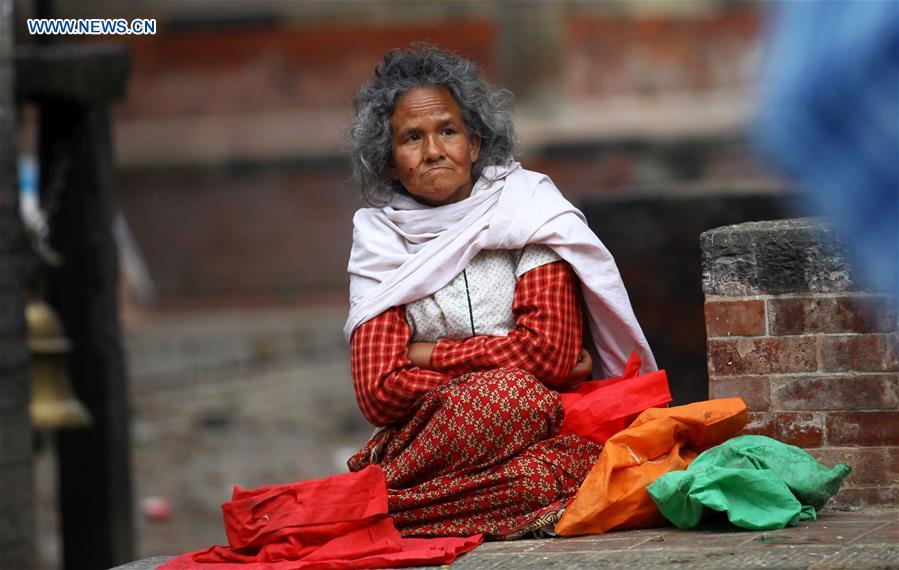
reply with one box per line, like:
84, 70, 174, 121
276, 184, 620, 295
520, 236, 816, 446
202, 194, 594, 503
349, 45, 518, 206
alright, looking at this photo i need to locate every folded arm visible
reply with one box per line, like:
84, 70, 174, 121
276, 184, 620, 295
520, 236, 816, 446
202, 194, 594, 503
350, 306, 451, 427
428, 260, 583, 388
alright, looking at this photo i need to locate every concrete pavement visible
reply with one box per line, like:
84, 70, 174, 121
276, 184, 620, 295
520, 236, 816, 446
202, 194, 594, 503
114, 510, 898, 569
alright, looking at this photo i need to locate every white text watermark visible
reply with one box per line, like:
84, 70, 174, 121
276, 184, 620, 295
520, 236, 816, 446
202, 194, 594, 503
27, 18, 156, 35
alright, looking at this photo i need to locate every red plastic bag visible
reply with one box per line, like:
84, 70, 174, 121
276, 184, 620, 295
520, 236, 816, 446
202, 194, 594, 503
559, 352, 672, 444
160, 465, 482, 570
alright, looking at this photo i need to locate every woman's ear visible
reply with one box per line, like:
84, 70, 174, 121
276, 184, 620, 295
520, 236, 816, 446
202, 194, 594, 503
469, 134, 481, 164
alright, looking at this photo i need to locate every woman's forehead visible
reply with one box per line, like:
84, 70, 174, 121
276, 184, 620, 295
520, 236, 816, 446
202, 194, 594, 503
392, 86, 463, 125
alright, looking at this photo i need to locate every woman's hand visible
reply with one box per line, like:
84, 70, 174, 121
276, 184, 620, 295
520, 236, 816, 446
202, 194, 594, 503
409, 342, 437, 369
562, 348, 592, 390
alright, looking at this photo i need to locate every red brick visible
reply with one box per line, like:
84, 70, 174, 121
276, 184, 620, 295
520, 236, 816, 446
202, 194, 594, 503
704, 300, 766, 337
820, 334, 899, 373
768, 296, 897, 335
709, 376, 770, 411
826, 411, 899, 446
771, 374, 899, 411
707, 337, 817, 376
742, 411, 825, 447
828, 486, 899, 509
806, 447, 899, 487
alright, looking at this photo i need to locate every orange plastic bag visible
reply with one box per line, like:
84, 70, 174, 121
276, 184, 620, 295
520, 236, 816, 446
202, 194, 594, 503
556, 398, 748, 536
559, 353, 672, 444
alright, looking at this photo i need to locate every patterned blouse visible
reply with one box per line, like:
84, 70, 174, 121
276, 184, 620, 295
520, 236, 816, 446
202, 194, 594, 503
350, 245, 584, 427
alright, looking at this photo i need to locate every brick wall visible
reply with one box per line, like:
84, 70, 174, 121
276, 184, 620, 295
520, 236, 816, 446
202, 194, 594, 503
0, 0, 35, 566
702, 219, 898, 508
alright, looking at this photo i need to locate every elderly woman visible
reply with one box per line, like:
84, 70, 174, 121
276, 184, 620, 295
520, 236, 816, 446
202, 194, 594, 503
344, 46, 655, 539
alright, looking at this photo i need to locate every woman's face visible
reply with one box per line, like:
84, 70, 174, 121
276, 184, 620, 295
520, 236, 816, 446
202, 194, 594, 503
389, 85, 481, 206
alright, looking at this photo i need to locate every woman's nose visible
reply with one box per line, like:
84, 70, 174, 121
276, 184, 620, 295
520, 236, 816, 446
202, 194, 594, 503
423, 134, 445, 161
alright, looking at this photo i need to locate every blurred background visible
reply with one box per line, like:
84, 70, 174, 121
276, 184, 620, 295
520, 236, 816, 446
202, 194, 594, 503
7, 0, 801, 567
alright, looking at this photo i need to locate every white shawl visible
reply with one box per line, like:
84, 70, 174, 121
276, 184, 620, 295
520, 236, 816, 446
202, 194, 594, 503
345, 162, 657, 377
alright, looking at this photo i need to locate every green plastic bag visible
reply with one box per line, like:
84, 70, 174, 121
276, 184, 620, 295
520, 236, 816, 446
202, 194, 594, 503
646, 435, 851, 531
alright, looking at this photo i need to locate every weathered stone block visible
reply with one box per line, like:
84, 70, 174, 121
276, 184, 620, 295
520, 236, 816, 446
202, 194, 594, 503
757, 224, 853, 294
742, 411, 825, 448
708, 375, 770, 411
704, 299, 766, 337
700, 229, 762, 297
820, 334, 899, 373
826, 411, 899, 446
768, 295, 897, 335
771, 374, 899, 411
708, 337, 817, 376
702, 219, 864, 296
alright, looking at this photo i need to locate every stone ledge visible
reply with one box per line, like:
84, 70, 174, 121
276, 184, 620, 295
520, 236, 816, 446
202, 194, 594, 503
701, 218, 868, 297
111, 512, 899, 570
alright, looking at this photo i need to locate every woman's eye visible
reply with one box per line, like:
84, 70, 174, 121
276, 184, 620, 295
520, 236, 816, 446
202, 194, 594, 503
442, 128, 455, 136
407, 133, 420, 142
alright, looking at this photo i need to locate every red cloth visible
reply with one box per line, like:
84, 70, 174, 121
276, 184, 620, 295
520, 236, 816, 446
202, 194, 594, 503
348, 368, 602, 538
559, 353, 672, 444
350, 261, 582, 426
160, 465, 482, 570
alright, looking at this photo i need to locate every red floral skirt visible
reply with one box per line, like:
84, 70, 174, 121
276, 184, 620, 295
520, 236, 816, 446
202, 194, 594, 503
347, 368, 602, 539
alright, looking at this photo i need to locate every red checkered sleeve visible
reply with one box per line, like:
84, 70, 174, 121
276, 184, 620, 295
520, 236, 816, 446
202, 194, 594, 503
429, 261, 583, 388
350, 305, 451, 427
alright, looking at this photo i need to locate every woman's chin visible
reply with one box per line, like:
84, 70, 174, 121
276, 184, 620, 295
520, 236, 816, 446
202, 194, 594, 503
409, 182, 473, 206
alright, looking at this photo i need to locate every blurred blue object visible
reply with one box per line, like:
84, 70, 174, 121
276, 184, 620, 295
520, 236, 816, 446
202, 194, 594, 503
755, 0, 899, 295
